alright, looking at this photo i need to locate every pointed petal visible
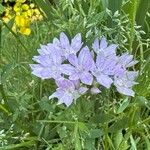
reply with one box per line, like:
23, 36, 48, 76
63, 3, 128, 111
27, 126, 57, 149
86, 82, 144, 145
90, 87, 101, 94
53, 38, 60, 44
49, 89, 64, 99
100, 37, 107, 49
59, 93, 73, 106
116, 86, 135, 97
71, 80, 80, 88
78, 87, 88, 94
126, 71, 138, 80
96, 53, 105, 68
60, 32, 70, 48
119, 53, 133, 66
71, 33, 82, 52
52, 50, 62, 65
97, 74, 113, 88
78, 46, 94, 70
104, 44, 117, 56
32, 55, 52, 66
69, 73, 80, 80
80, 72, 93, 85
68, 54, 78, 67
126, 60, 138, 67
56, 78, 75, 90
38, 44, 51, 55
61, 64, 75, 75
92, 38, 99, 53
30, 64, 52, 79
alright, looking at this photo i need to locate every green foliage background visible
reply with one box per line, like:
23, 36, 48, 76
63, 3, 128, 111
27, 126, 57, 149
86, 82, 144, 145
0, 0, 150, 149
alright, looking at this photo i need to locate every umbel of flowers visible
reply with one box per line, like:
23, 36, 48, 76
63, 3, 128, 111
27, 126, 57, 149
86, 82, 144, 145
30, 33, 138, 106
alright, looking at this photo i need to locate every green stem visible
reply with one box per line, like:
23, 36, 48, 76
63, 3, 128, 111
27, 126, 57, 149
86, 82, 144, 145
129, 0, 139, 53
3, 22, 29, 53
0, 141, 35, 150
0, 21, 2, 60
37, 120, 81, 124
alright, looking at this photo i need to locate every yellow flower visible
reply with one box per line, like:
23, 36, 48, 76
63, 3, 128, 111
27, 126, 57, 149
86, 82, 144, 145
14, 3, 21, 12
30, 3, 35, 9
27, 9, 33, 17
34, 8, 41, 15
22, 4, 29, 11
15, 15, 30, 27
16, 0, 26, 3
19, 27, 31, 35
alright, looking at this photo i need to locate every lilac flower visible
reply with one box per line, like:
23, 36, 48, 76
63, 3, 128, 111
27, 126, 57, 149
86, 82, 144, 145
90, 87, 101, 94
49, 78, 87, 106
37, 44, 52, 56
92, 37, 118, 56
30, 33, 139, 106
114, 71, 138, 96
61, 46, 94, 85
92, 53, 117, 88
59, 32, 83, 59
30, 49, 62, 79
117, 53, 138, 68
113, 53, 138, 78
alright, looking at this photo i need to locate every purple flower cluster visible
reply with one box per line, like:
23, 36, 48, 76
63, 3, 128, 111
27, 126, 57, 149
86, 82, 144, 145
30, 33, 138, 106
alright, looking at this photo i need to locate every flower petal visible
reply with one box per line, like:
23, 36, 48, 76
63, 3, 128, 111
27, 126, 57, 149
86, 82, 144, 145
80, 72, 93, 85
96, 53, 105, 68
56, 78, 75, 90
32, 55, 52, 66
68, 54, 78, 67
90, 87, 101, 94
69, 73, 80, 81
60, 32, 70, 48
116, 86, 135, 97
49, 89, 73, 106
78, 87, 88, 94
30, 64, 52, 79
104, 44, 117, 56
100, 37, 107, 49
119, 53, 133, 66
78, 46, 94, 70
49, 89, 63, 100
96, 74, 113, 88
71, 33, 82, 52
37, 44, 51, 55
92, 38, 99, 53
59, 93, 73, 106
61, 64, 75, 75
126, 71, 138, 80
126, 60, 138, 68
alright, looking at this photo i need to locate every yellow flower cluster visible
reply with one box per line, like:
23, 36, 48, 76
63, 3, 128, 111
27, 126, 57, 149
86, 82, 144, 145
2, 0, 43, 35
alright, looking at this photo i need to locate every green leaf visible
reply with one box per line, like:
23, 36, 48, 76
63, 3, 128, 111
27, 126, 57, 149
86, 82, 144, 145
136, 0, 150, 27
34, 0, 53, 20
2, 18, 15, 35
135, 96, 150, 109
90, 113, 114, 124
88, 129, 103, 139
74, 122, 82, 150
130, 135, 137, 150
108, 0, 122, 13
109, 117, 129, 133
78, 122, 89, 132
39, 97, 54, 112
123, 0, 140, 52
0, 4, 5, 14
114, 130, 123, 149
1, 63, 15, 84
116, 98, 130, 114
